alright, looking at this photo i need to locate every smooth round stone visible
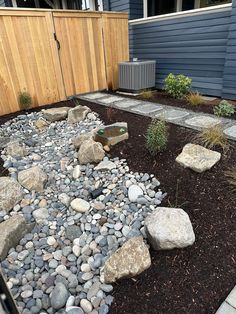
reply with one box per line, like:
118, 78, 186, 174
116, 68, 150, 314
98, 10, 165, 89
49, 259, 58, 269
18, 250, 29, 261
50, 283, 69, 310
81, 264, 91, 272
128, 185, 143, 202
70, 199, 90, 213
93, 213, 101, 220
80, 299, 93, 313
72, 245, 80, 257
81, 272, 93, 281
47, 236, 56, 246
21, 290, 33, 298
114, 222, 123, 231
54, 250, 62, 260
56, 265, 66, 274
66, 295, 75, 308
67, 307, 84, 314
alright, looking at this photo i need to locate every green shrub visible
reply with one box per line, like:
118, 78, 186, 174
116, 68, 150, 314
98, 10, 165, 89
146, 119, 169, 156
18, 91, 32, 110
164, 73, 192, 98
213, 100, 235, 117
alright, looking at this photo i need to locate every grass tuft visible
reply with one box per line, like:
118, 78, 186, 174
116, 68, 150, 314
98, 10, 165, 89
186, 92, 204, 106
140, 90, 156, 99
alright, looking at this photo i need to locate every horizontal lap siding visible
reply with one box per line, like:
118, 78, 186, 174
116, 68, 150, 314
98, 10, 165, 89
222, 1, 236, 99
130, 9, 232, 97
104, 0, 143, 20
0, 0, 5, 6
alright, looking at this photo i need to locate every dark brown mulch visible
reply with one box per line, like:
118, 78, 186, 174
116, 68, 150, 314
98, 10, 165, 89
106, 90, 236, 120
0, 99, 236, 314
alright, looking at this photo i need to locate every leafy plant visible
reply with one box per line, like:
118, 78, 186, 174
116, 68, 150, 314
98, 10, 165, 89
146, 119, 169, 156
74, 99, 81, 106
18, 91, 32, 110
140, 90, 156, 99
193, 124, 230, 152
225, 167, 236, 189
186, 92, 204, 106
164, 73, 192, 98
213, 100, 235, 117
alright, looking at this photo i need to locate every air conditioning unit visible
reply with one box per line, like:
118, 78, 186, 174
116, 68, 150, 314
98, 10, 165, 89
118, 60, 156, 93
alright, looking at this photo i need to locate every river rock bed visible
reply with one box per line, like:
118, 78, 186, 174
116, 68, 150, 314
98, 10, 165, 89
0, 108, 164, 314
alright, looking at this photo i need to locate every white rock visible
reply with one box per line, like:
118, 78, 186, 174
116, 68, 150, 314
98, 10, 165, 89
56, 265, 67, 274
73, 165, 81, 179
94, 160, 116, 171
32, 208, 49, 224
72, 245, 80, 257
70, 198, 90, 213
47, 236, 56, 246
66, 295, 75, 308
145, 207, 195, 250
80, 299, 93, 313
176, 143, 221, 173
58, 193, 71, 207
128, 184, 144, 202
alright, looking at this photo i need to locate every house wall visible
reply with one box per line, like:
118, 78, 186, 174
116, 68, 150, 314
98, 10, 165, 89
129, 3, 236, 99
103, 0, 143, 19
0, 0, 5, 6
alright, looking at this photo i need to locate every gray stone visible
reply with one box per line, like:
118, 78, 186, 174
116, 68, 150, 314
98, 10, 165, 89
80, 299, 93, 313
87, 282, 101, 300
70, 198, 90, 213
6, 141, 28, 157
95, 160, 116, 171
156, 109, 189, 121
72, 133, 94, 149
78, 140, 105, 165
43, 107, 71, 122
216, 302, 236, 314
68, 106, 91, 124
185, 115, 221, 128
18, 166, 47, 192
114, 99, 141, 109
67, 307, 84, 314
32, 208, 49, 224
50, 283, 69, 310
145, 207, 195, 250
226, 286, 236, 308
0, 215, 33, 260
128, 185, 144, 202
223, 125, 236, 139
176, 143, 221, 173
65, 225, 82, 240
0, 177, 23, 213
83, 92, 107, 100
99, 96, 124, 104
104, 237, 151, 283
132, 103, 163, 114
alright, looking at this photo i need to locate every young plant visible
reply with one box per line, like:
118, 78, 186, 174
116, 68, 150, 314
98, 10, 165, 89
74, 99, 80, 106
18, 91, 32, 110
140, 90, 156, 100
186, 92, 204, 106
164, 73, 192, 98
106, 107, 116, 121
146, 118, 169, 156
193, 124, 230, 152
213, 100, 235, 117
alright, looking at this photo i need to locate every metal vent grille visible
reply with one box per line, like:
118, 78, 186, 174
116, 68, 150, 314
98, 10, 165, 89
118, 60, 156, 92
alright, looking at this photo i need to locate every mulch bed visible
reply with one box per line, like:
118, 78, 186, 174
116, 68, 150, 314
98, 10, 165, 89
1, 99, 236, 314
106, 90, 236, 120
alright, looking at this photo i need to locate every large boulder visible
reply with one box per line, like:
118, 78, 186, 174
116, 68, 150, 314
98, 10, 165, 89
6, 141, 28, 157
176, 143, 221, 173
104, 237, 151, 283
43, 107, 71, 122
145, 207, 195, 250
0, 215, 33, 260
78, 139, 105, 165
94, 122, 128, 146
67, 106, 91, 124
72, 133, 94, 149
0, 177, 23, 213
18, 166, 47, 192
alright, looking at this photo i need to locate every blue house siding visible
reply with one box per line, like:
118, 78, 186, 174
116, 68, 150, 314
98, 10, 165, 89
103, 0, 143, 20
0, 0, 5, 6
129, 5, 236, 98
222, 1, 236, 99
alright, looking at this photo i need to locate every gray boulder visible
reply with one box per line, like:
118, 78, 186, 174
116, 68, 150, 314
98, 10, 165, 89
72, 133, 94, 149
6, 141, 28, 157
0, 177, 23, 213
78, 139, 105, 165
43, 107, 71, 122
67, 106, 91, 124
18, 166, 47, 192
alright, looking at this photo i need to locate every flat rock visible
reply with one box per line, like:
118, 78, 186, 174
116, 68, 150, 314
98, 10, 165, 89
70, 198, 90, 213
132, 103, 163, 114
18, 166, 47, 192
223, 125, 236, 139
95, 122, 128, 146
94, 160, 116, 171
0, 177, 23, 213
34, 119, 49, 131
145, 207, 195, 250
128, 184, 144, 202
43, 107, 71, 122
67, 106, 91, 124
99, 96, 124, 104
6, 141, 28, 157
185, 115, 221, 128
176, 143, 221, 173
114, 99, 141, 109
104, 236, 151, 283
155, 109, 189, 121
83, 92, 107, 100
72, 133, 94, 149
0, 215, 33, 260
78, 139, 105, 165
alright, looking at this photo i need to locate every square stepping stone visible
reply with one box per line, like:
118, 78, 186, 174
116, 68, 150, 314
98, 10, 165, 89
99, 96, 125, 104
202, 96, 218, 102
114, 99, 142, 109
185, 116, 221, 128
216, 302, 236, 314
155, 109, 189, 121
131, 103, 163, 114
226, 286, 236, 308
223, 125, 236, 139
83, 92, 107, 100
176, 143, 221, 173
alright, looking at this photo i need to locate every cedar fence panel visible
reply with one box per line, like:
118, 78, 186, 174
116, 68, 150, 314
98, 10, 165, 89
0, 8, 128, 115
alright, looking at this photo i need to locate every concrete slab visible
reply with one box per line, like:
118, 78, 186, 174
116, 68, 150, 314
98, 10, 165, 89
216, 302, 236, 314
185, 115, 221, 128
114, 99, 142, 109
155, 109, 189, 121
99, 96, 125, 104
82, 92, 107, 100
131, 103, 163, 114
226, 287, 236, 308
202, 96, 218, 102
223, 125, 236, 139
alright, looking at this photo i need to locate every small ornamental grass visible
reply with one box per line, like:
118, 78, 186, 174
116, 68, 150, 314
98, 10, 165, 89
140, 90, 156, 99
193, 124, 230, 153
146, 119, 169, 156
74, 99, 80, 106
18, 91, 32, 110
213, 100, 235, 117
164, 73, 192, 98
186, 92, 204, 106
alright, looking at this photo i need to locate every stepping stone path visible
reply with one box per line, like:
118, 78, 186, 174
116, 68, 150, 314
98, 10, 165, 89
80, 92, 236, 141
216, 286, 236, 314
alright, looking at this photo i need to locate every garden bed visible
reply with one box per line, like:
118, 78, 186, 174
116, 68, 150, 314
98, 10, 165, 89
0, 99, 236, 314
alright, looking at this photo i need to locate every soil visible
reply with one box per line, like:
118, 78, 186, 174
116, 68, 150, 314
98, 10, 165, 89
106, 90, 236, 120
0, 100, 236, 314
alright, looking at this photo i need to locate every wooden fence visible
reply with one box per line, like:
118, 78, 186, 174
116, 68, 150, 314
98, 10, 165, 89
0, 9, 129, 115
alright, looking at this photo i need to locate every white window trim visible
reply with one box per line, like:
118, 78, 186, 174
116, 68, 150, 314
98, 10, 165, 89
134, 2, 232, 25
143, 0, 229, 19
